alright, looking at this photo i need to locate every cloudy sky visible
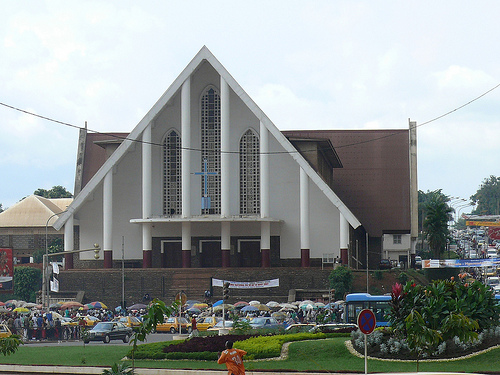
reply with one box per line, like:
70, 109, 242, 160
1, 1, 499, 212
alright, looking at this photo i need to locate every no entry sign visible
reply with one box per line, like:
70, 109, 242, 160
357, 309, 376, 335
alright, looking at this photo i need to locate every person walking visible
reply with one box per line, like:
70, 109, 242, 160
217, 340, 247, 375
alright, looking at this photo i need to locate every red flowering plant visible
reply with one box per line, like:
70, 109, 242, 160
388, 280, 425, 336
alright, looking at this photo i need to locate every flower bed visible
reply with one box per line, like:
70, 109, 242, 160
350, 326, 500, 360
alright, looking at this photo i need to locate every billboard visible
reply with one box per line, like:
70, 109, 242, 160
0, 249, 13, 291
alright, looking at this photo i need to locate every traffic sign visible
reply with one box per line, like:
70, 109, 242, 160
357, 309, 376, 335
175, 292, 187, 305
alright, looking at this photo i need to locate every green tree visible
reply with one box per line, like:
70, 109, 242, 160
328, 265, 353, 300
33, 238, 64, 264
0, 203, 3, 213
471, 175, 500, 215
423, 193, 452, 259
13, 267, 42, 302
34, 185, 73, 199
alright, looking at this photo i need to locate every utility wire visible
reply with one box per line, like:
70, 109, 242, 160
1, 80, 499, 153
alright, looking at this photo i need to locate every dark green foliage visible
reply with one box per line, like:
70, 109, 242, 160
397, 272, 408, 284
13, 267, 41, 302
0, 336, 23, 356
423, 193, 453, 259
101, 362, 134, 375
33, 238, 64, 263
230, 312, 252, 333
328, 265, 353, 300
423, 268, 459, 282
34, 185, 73, 199
162, 334, 255, 354
471, 175, 500, 215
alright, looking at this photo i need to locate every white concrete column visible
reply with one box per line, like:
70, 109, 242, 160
103, 170, 113, 267
221, 221, 231, 267
300, 168, 310, 250
182, 221, 191, 268
64, 214, 74, 252
220, 77, 230, 217
260, 121, 269, 218
261, 222, 270, 250
142, 124, 152, 267
142, 124, 152, 219
340, 214, 349, 250
181, 77, 191, 218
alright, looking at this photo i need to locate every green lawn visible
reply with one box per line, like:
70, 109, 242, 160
0, 338, 499, 373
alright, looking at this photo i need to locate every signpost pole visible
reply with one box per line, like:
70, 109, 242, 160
364, 334, 368, 375
357, 309, 376, 375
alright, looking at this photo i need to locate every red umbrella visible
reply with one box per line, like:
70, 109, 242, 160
60, 301, 84, 310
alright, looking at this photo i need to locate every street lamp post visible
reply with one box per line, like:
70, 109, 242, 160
43, 244, 101, 311
43, 210, 68, 310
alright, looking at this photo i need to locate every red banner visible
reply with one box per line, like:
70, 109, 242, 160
0, 249, 13, 291
488, 228, 500, 240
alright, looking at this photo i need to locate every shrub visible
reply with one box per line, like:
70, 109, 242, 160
328, 266, 353, 300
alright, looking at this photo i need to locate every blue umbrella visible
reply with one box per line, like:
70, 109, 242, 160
241, 305, 259, 312
213, 299, 224, 307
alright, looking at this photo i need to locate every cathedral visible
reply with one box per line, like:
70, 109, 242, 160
54, 46, 416, 271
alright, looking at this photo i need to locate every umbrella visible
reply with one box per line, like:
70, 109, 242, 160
187, 307, 201, 314
266, 301, 280, 308
212, 299, 224, 307
184, 300, 201, 307
60, 301, 84, 310
257, 304, 271, 311
0, 302, 5, 306
79, 305, 89, 311
192, 303, 208, 309
24, 302, 37, 308
279, 303, 297, 309
248, 300, 260, 306
89, 301, 108, 309
212, 304, 234, 312
233, 301, 249, 307
13, 307, 29, 314
315, 302, 326, 308
241, 305, 258, 312
272, 312, 287, 320
300, 303, 315, 311
0, 306, 9, 313
49, 311, 63, 320
127, 303, 147, 310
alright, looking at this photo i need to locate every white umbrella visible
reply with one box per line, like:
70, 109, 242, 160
315, 302, 326, 308
279, 303, 297, 309
299, 300, 314, 306
266, 301, 280, 308
248, 300, 261, 306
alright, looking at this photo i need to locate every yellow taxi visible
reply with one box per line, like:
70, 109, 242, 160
156, 317, 192, 334
0, 324, 11, 338
112, 316, 142, 328
62, 316, 100, 327
195, 316, 222, 331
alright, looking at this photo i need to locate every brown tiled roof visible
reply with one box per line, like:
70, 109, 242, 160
283, 129, 410, 236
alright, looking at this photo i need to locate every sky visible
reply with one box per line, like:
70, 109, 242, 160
1, 1, 499, 212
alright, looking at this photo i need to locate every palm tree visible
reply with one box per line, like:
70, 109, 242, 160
423, 193, 453, 259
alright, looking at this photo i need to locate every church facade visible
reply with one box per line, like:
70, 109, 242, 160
54, 47, 414, 270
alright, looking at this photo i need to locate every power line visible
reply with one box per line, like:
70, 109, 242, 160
1, 80, 499, 153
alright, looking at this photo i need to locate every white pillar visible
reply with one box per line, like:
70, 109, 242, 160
220, 77, 230, 217
142, 125, 152, 262
340, 214, 349, 250
300, 168, 310, 250
182, 221, 191, 268
260, 121, 269, 218
261, 222, 270, 250
221, 222, 231, 250
181, 77, 191, 218
64, 214, 74, 252
103, 170, 113, 267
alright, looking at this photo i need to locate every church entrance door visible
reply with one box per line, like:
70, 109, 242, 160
200, 241, 221, 268
161, 241, 182, 268
238, 240, 261, 267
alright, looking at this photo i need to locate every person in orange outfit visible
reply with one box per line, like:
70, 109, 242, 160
217, 340, 247, 375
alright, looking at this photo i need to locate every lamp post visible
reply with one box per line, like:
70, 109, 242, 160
43, 210, 68, 310
43, 244, 100, 311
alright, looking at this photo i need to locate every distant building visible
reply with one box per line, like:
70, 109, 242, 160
0, 195, 73, 263
54, 46, 415, 270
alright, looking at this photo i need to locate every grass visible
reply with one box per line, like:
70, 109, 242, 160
0, 338, 499, 373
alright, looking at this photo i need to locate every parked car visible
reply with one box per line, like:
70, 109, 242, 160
249, 317, 281, 330
112, 316, 142, 328
285, 323, 316, 333
156, 317, 192, 333
196, 316, 222, 331
378, 259, 392, 270
309, 323, 358, 333
84, 322, 132, 344
0, 324, 12, 338
207, 320, 234, 331
62, 316, 100, 327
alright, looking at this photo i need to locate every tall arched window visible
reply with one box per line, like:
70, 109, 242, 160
240, 129, 260, 214
163, 130, 181, 215
200, 87, 221, 214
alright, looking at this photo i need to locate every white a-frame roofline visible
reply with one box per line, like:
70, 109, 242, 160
55, 46, 361, 231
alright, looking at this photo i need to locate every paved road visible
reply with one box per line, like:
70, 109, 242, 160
24, 332, 176, 347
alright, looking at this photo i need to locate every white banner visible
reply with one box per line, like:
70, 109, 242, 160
212, 278, 279, 289
51, 262, 60, 274
50, 277, 59, 292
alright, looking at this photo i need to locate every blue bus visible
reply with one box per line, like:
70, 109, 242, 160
344, 293, 392, 327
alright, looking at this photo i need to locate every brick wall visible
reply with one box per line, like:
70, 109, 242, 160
57, 267, 333, 308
